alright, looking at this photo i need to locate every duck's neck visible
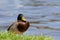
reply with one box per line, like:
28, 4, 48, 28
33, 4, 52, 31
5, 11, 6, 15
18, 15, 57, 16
17, 20, 26, 22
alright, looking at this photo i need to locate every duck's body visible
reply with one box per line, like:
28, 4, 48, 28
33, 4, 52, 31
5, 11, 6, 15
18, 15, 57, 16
7, 14, 30, 34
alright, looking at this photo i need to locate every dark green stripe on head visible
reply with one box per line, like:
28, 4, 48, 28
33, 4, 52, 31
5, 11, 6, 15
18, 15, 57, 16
17, 14, 23, 21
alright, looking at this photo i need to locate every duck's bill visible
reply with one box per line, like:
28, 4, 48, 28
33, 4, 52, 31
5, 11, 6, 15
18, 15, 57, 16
22, 16, 26, 21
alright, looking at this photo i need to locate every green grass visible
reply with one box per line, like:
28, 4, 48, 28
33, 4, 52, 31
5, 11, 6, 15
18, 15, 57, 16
0, 32, 53, 40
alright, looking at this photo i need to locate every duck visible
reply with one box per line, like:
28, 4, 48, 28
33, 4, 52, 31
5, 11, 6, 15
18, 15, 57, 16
7, 14, 30, 34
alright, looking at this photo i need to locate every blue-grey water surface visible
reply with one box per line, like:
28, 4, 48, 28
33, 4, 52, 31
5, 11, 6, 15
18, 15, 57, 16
0, 0, 60, 40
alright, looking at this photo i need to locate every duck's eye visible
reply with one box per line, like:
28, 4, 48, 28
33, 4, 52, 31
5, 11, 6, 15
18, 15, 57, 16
22, 16, 26, 21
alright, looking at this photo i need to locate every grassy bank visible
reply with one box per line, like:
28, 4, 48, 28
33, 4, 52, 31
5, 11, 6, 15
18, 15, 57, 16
0, 32, 52, 40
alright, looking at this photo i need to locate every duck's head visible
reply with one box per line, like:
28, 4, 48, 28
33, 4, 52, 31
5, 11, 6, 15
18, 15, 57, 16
17, 14, 26, 22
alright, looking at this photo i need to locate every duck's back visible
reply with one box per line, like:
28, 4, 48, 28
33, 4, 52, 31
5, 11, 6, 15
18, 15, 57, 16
7, 21, 30, 34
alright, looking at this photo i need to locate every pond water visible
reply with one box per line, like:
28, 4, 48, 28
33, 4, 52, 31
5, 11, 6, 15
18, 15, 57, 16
0, 0, 60, 40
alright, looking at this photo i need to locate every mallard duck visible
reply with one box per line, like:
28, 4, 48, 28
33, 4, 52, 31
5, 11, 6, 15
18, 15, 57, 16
7, 14, 30, 34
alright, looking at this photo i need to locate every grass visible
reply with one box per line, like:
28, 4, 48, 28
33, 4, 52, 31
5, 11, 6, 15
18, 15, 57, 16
0, 32, 53, 40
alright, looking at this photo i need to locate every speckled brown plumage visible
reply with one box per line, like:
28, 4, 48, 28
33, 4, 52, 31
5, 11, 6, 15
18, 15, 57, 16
7, 14, 30, 34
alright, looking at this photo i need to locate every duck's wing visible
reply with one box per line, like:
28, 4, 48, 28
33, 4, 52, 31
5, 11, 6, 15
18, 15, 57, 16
7, 23, 14, 31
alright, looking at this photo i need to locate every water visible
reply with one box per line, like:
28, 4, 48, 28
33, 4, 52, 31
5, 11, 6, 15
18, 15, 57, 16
0, 0, 60, 40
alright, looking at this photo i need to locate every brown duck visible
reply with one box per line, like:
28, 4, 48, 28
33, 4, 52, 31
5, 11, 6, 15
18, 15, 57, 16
7, 14, 30, 34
